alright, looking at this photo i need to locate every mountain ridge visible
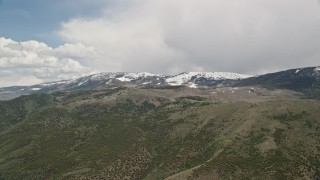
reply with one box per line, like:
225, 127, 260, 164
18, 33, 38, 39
236, 66, 320, 98
0, 81, 319, 179
0, 66, 320, 179
1, 66, 319, 100
0, 71, 252, 94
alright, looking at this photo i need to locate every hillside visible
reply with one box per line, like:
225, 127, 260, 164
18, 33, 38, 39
0, 86, 319, 179
237, 66, 320, 98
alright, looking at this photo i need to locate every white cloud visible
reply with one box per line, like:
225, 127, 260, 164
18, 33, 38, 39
0, 37, 95, 87
59, 0, 320, 74
0, 76, 43, 88
53, 43, 96, 59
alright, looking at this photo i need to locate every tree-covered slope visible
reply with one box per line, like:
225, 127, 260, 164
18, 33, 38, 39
0, 87, 319, 179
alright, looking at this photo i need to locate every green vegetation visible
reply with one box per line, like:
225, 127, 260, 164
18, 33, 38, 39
0, 87, 319, 179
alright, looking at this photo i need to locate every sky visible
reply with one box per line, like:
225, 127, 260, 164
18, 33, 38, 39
1, 0, 320, 87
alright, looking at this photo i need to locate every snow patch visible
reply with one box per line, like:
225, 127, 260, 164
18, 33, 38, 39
143, 81, 151, 85
90, 73, 118, 81
31, 88, 41, 91
166, 72, 252, 86
77, 79, 89, 86
188, 83, 197, 88
117, 76, 132, 82
40, 81, 68, 86
295, 69, 300, 73
116, 72, 160, 82
105, 80, 112, 84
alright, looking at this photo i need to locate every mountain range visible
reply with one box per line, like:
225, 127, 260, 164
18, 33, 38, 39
1, 66, 320, 179
1, 66, 319, 100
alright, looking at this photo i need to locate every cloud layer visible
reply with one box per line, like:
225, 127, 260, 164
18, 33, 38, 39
2, 0, 320, 87
0, 37, 95, 87
59, 0, 320, 74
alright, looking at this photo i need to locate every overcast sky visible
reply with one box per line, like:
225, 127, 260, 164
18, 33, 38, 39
1, 0, 320, 87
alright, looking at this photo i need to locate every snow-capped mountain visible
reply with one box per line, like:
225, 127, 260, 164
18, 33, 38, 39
1, 66, 320, 100
166, 72, 252, 88
0, 71, 251, 96
87, 72, 165, 82
237, 66, 320, 98
64, 72, 167, 89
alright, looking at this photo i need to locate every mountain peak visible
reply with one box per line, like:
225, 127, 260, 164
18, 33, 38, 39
165, 72, 253, 86
3, 66, 320, 100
